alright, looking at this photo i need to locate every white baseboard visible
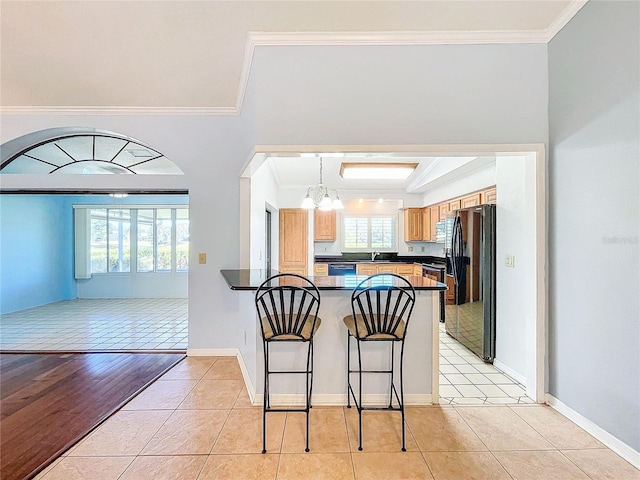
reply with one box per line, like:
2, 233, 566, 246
252, 393, 432, 407
235, 350, 256, 404
546, 394, 640, 469
186, 348, 256, 404
493, 359, 526, 385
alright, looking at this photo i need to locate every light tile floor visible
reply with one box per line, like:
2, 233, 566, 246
36, 356, 640, 480
0, 298, 188, 351
439, 322, 533, 405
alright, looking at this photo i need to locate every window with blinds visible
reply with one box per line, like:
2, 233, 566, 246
342, 215, 397, 251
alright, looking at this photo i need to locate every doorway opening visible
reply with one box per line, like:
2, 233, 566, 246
240, 144, 546, 404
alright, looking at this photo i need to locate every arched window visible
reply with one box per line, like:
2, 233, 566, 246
0, 127, 182, 174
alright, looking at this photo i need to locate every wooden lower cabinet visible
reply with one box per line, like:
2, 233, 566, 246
356, 263, 377, 276
377, 264, 397, 274
396, 264, 415, 276
445, 275, 455, 304
313, 263, 328, 276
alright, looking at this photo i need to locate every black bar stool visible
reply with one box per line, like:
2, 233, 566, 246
255, 273, 322, 453
343, 273, 416, 451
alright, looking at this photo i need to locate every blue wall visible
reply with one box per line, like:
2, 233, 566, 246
0, 193, 189, 314
548, 1, 639, 451
0, 195, 75, 313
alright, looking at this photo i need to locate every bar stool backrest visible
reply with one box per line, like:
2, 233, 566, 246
255, 273, 321, 340
350, 273, 416, 339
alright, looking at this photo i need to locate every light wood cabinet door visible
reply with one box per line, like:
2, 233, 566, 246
449, 199, 461, 212
356, 263, 377, 276
279, 208, 308, 275
403, 208, 422, 242
413, 264, 423, 276
439, 203, 451, 221
377, 264, 397, 274
421, 207, 431, 241
313, 263, 328, 276
396, 264, 415, 276
445, 275, 455, 304
314, 210, 336, 241
429, 205, 439, 241
481, 187, 497, 204
461, 193, 481, 208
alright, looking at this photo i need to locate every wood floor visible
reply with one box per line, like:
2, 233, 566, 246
0, 352, 185, 480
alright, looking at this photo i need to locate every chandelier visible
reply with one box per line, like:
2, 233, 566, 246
301, 157, 344, 211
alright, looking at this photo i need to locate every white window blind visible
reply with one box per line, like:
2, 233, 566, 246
342, 215, 396, 251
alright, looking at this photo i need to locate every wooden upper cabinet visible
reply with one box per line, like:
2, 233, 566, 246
481, 187, 497, 204
403, 208, 422, 242
421, 207, 431, 242
279, 208, 308, 274
461, 193, 481, 209
439, 202, 451, 221
449, 199, 461, 212
429, 205, 439, 241
314, 210, 336, 241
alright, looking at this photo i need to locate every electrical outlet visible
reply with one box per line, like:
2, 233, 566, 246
198, 253, 207, 264
243, 331, 247, 346
421, 246, 425, 252
505, 255, 515, 268
408, 246, 414, 252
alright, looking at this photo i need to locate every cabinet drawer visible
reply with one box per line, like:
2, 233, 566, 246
313, 263, 328, 276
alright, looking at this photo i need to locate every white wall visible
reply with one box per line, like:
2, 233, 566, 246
420, 162, 496, 206
2, 41, 549, 379
548, 0, 639, 453
249, 162, 280, 270
494, 155, 537, 384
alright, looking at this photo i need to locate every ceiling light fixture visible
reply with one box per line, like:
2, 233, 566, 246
340, 162, 418, 180
301, 157, 344, 211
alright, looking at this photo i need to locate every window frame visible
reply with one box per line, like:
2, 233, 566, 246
74, 204, 189, 277
341, 213, 398, 252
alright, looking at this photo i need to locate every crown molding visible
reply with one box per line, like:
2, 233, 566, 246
544, 0, 588, 42
1, 5, 587, 117
0, 105, 238, 116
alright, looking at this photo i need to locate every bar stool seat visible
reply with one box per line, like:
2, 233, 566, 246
343, 314, 406, 340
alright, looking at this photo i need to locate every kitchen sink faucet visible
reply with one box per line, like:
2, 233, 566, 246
371, 251, 380, 261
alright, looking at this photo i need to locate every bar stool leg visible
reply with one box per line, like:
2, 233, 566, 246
357, 339, 363, 451
346, 332, 352, 408
400, 342, 406, 452
262, 341, 269, 454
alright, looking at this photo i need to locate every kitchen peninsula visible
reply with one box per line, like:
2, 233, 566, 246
221, 269, 447, 406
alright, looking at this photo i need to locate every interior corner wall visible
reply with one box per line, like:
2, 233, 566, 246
548, 0, 640, 452
494, 156, 535, 383
0, 194, 76, 313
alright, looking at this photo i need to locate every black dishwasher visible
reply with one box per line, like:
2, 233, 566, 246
328, 263, 357, 276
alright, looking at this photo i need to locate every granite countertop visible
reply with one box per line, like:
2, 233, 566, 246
221, 269, 448, 292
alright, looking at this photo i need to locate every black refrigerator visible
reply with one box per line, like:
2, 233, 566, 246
445, 204, 496, 363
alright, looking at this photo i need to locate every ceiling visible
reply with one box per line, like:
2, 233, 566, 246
265, 154, 496, 195
1, 1, 585, 112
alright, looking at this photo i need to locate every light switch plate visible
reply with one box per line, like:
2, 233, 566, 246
505, 255, 515, 267
199, 253, 207, 264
